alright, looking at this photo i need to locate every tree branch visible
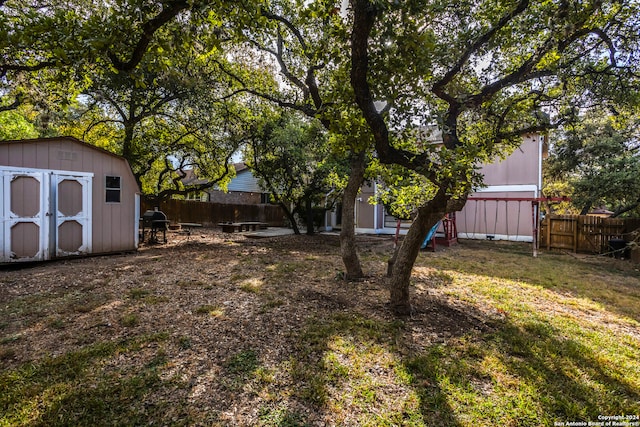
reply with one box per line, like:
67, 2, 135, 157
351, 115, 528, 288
613, 199, 640, 218
590, 28, 618, 67
350, 0, 438, 181
252, 10, 329, 120
432, 0, 530, 99
0, 61, 57, 77
107, 0, 189, 71
88, 91, 129, 123
274, 32, 310, 97
0, 94, 23, 112
83, 118, 123, 139
496, 119, 564, 142
212, 59, 322, 120
260, 9, 311, 56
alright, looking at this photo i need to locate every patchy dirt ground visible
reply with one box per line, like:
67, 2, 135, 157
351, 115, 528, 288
1, 229, 498, 425
1, 229, 490, 363
4, 228, 640, 426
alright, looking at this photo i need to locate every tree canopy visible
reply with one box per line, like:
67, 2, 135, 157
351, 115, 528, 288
1, 0, 262, 201
545, 109, 640, 217
244, 112, 347, 234
0, 109, 39, 139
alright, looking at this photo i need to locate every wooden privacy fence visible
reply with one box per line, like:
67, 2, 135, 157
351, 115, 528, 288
141, 200, 286, 227
540, 215, 640, 253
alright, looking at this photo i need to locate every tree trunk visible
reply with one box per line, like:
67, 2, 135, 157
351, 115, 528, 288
580, 203, 592, 216
388, 192, 448, 315
122, 122, 135, 161
387, 245, 399, 277
340, 151, 366, 279
305, 197, 315, 235
122, 120, 146, 192
280, 202, 300, 235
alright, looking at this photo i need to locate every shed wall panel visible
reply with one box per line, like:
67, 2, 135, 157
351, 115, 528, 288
89, 153, 138, 253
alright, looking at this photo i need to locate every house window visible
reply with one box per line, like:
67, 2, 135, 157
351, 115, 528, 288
186, 192, 207, 202
106, 176, 121, 203
261, 193, 272, 204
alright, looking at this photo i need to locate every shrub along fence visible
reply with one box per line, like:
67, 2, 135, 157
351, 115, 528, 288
540, 215, 640, 254
141, 199, 287, 227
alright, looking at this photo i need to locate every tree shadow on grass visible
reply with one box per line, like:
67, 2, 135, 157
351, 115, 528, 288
0, 333, 192, 427
421, 239, 640, 324
286, 309, 466, 426
285, 290, 639, 426
402, 298, 640, 426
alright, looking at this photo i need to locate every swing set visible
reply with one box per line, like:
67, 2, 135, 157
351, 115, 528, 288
396, 196, 566, 257
462, 196, 568, 257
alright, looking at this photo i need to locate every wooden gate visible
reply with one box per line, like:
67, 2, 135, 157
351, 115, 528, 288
540, 215, 627, 253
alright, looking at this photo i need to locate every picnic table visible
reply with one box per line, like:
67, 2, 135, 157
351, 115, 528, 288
218, 221, 268, 233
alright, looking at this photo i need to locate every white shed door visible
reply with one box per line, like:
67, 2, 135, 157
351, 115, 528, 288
54, 174, 92, 257
1, 170, 49, 262
1, 167, 93, 263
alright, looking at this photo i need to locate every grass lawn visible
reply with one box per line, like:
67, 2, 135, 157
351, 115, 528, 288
1, 233, 639, 426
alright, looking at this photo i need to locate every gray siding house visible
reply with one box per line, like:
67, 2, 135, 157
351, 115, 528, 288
182, 163, 269, 205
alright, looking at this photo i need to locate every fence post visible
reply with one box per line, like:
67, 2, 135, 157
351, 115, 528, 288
574, 216, 580, 253
546, 216, 551, 250
599, 217, 605, 253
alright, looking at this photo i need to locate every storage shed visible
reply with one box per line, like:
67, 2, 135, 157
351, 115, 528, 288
1, 137, 140, 263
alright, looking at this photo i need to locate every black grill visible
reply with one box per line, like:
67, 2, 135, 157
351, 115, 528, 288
140, 210, 169, 244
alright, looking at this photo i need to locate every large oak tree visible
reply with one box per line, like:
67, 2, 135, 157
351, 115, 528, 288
215, 1, 373, 278
349, 0, 640, 313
